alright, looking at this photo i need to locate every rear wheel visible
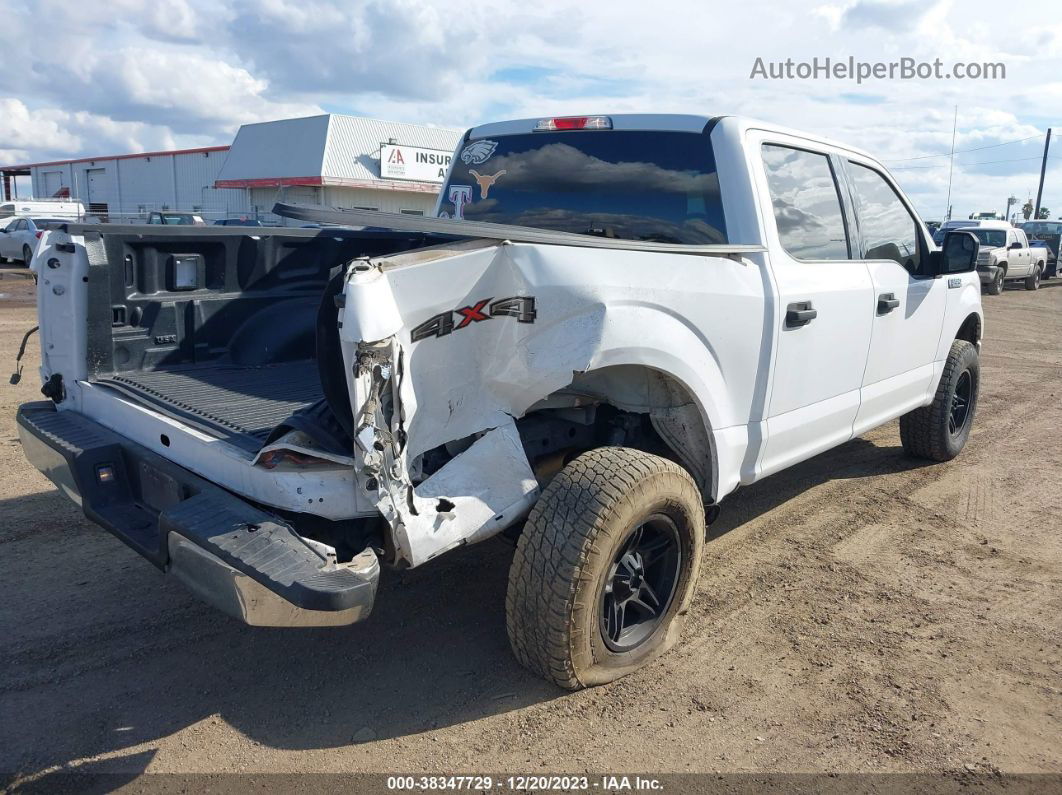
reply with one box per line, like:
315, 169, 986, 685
986, 267, 1004, 295
1025, 263, 1042, 291
506, 447, 704, 689
900, 339, 979, 462
21, 245, 32, 266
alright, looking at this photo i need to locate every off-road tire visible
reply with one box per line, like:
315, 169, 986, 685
1025, 263, 1042, 291
506, 447, 704, 690
900, 339, 979, 462
21, 246, 32, 266
986, 267, 1004, 295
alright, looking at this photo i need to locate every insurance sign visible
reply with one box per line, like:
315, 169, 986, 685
380, 144, 453, 183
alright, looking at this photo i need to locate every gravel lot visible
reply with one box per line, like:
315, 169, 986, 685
1, 268, 1059, 781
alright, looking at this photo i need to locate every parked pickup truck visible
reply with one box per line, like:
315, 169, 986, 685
18, 115, 983, 689
964, 222, 1047, 294
1017, 220, 1061, 279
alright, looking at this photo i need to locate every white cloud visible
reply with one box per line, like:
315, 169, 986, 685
841, 0, 943, 33
0, 0, 1058, 218
0, 98, 181, 163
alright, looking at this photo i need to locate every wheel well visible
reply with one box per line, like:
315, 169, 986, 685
516, 366, 717, 502
956, 313, 981, 346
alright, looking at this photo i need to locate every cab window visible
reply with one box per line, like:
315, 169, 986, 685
761, 144, 851, 260
848, 162, 924, 275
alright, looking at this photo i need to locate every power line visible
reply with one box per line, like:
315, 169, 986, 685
887, 133, 1044, 163
890, 154, 1061, 171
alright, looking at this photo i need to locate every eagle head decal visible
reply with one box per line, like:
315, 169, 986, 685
460, 140, 498, 165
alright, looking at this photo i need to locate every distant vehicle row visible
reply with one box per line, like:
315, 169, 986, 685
930, 219, 1053, 294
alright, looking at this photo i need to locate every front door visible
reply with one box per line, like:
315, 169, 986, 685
844, 160, 948, 434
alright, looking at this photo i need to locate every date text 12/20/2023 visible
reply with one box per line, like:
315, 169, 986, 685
386, 775, 663, 791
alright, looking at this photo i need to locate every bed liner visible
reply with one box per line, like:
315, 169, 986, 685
93, 360, 322, 453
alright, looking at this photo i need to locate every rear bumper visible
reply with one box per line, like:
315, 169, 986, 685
17, 401, 378, 627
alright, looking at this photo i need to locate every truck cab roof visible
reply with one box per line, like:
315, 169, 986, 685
466, 114, 877, 162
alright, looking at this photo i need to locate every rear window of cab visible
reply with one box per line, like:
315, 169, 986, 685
440, 130, 727, 245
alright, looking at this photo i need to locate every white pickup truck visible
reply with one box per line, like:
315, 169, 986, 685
962, 222, 1047, 294
18, 114, 983, 689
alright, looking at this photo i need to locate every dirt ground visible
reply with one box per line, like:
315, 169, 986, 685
0, 267, 1059, 782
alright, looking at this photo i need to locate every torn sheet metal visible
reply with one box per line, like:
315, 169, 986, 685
383, 422, 538, 567
339, 238, 768, 568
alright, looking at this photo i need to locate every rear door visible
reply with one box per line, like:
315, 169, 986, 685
0, 219, 16, 258
1012, 229, 1032, 276
843, 159, 948, 434
5, 219, 28, 258
751, 135, 875, 477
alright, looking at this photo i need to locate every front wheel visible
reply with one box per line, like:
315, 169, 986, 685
1025, 264, 1042, 291
986, 268, 1004, 295
900, 339, 979, 462
506, 447, 704, 690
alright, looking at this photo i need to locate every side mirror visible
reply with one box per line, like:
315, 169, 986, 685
1008, 241, 1022, 249
936, 230, 979, 275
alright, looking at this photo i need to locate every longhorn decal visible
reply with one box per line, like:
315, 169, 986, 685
469, 169, 507, 199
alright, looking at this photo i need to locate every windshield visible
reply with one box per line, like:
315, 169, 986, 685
969, 229, 1006, 247
439, 130, 727, 244
1022, 222, 1062, 235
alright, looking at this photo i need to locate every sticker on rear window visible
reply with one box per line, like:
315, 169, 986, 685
460, 140, 498, 165
469, 169, 507, 199
437, 184, 473, 220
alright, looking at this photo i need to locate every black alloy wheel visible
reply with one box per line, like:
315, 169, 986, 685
600, 515, 682, 652
949, 370, 972, 437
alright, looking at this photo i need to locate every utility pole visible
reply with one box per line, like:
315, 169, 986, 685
945, 105, 958, 221
1034, 128, 1052, 220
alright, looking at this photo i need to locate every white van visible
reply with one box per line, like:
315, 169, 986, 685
0, 199, 85, 220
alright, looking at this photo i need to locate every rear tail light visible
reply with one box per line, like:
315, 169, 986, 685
35, 231, 42, 239
534, 115, 612, 131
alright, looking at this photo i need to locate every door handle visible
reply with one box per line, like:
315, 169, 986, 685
877, 292, 900, 314
785, 301, 817, 328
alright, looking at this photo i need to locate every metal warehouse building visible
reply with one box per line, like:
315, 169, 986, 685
0, 114, 463, 224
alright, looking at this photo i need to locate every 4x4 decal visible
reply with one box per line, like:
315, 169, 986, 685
411, 296, 537, 342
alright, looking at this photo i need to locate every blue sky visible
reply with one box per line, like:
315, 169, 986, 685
1, 0, 1060, 220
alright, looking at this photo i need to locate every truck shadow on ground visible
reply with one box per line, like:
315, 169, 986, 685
2, 430, 932, 778
708, 434, 933, 541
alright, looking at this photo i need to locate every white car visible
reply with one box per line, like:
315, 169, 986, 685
19, 114, 984, 689
0, 217, 68, 265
